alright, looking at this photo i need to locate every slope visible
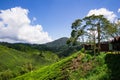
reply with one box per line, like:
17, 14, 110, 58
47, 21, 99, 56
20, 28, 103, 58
0, 45, 59, 80
13, 51, 109, 80
0, 45, 29, 72
45, 37, 68, 48
44, 37, 82, 57
0, 38, 82, 58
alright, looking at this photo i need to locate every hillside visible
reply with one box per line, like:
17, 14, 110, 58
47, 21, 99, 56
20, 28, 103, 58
45, 37, 68, 48
0, 37, 69, 52
44, 37, 82, 57
0, 45, 59, 80
0, 45, 29, 72
0, 42, 46, 53
0, 37, 82, 57
13, 51, 112, 80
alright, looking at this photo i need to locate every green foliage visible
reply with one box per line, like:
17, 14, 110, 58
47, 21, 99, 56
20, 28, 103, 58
45, 37, 68, 48
81, 48, 85, 53
69, 15, 115, 54
12, 52, 80, 80
0, 37, 81, 58
20, 62, 35, 75
68, 53, 110, 80
0, 45, 29, 72
12, 51, 112, 80
0, 45, 59, 79
0, 69, 14, 80
105, 53, 120, 80
0, 42, 37, 52
71, 19, 82, 30
58, 45, 82, 57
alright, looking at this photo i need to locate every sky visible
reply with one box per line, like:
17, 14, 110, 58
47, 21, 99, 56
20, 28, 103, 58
0, 0, 120, 44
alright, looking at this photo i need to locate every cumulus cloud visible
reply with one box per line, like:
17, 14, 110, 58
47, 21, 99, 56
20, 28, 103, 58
87, 8, 117, 22
118, 8, 120, 13
0, 7, 52, 44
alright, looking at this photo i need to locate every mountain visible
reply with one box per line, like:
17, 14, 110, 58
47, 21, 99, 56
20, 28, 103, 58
44, 37, 82, 57
0, 37, 82, 58
45, 37, 68, 48
0, 37, 69, 53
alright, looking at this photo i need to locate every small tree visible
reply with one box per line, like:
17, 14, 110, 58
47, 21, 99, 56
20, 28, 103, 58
20, 62, 34, 75
67, 19, 85, 52
0, 69, 13, 80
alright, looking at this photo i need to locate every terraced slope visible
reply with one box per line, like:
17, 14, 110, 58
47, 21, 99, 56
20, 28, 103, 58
13, 51, 109, 80
0, 45, 29, 72
0, 45, 59, 80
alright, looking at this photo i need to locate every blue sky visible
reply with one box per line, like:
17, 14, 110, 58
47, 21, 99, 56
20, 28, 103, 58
0, 0, 120, 44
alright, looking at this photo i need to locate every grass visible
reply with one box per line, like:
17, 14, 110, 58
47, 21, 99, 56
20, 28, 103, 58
0, 45, 59, 80
12, 51, 81, 80
13, 51, 111, 80
0, 45, 29, 72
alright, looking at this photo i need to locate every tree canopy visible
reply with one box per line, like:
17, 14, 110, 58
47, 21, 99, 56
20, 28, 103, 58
68, 15, 117, 54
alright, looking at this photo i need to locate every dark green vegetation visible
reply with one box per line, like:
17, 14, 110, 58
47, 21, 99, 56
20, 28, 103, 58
105, 53, 120, 80
0, 37, 81, 58
45, 37, 68, 48
44, 37, 82, 57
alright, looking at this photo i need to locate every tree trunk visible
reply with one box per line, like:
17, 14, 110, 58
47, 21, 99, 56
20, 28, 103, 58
93, 35, 96, 55
97, 23, 100, 54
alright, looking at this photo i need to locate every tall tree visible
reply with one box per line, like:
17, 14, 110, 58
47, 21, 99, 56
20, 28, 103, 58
68, 15, 114, 54
83, 15, 112, 54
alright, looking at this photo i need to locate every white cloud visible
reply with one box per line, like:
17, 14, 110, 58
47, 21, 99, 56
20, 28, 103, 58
118, 8, 120, 13
0, 7, 52, 44
87, 8, 117, 22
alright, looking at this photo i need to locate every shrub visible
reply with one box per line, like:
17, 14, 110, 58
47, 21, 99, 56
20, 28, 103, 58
81, 48, 85, 53
0, 69, 13, 80
20, 63, 35, 75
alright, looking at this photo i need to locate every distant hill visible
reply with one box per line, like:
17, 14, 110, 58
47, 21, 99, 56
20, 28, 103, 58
0, 42, 50, 53
0, 37, 82, 57
45, 37, 82, 57
0, 37, 69, 52
45, 37, 68, 48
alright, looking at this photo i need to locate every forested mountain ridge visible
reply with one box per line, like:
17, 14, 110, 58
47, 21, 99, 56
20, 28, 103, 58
0, 37, 81, 57
45, 37, 68, 47
0, 37, 69, 52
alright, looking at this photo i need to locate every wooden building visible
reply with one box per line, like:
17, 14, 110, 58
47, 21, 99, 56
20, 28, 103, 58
84, 36, 120, 52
